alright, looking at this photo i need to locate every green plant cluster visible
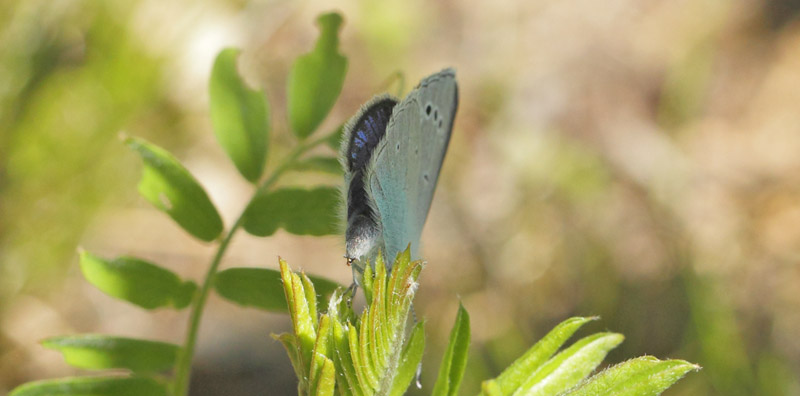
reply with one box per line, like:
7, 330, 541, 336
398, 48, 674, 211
278, 249, 698, 396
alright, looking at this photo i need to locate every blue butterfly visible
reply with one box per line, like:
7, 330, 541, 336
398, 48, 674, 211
341, 69, 458, 283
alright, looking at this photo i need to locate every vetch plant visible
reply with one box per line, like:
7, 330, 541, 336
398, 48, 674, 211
277, 249, 699, 396
9, 11, 699, 396
10, 12, 348, 396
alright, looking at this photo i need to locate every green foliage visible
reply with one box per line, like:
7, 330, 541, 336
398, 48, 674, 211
276, 249, 425, 396
564, 357, 700, 396
490, 316, 596, 394
42, 335, 179, 372
287, 13, 348, 139
125, 136, 224, 242
9, 377, 168, 396
214, 267, 342, 312
209, 48, 270, 183
11, 12, 351, 396
432, 304, 470, 396
278, 252, 698, 396
79, 250, 197, 310
389, 321, 426, 396
243, 187, 340, 236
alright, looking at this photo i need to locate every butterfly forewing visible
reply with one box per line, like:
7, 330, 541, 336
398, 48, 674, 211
366, 69, 458, 263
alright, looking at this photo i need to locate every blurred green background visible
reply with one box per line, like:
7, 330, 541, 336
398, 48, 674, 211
2, 0, 800, 394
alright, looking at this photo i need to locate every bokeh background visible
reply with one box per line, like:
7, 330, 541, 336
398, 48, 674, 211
2, 0, 800, 394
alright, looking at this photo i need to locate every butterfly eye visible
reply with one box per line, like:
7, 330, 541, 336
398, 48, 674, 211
346, 257, 354, 267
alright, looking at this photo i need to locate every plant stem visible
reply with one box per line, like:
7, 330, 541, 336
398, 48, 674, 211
172, 130, 340, 396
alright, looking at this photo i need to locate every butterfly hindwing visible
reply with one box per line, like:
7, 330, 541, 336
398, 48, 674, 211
365, 69, 458, 265
341, 95, 399, 273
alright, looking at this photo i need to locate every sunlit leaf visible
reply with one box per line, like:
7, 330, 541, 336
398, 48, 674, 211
516, 332, 625, 396
242, 186, 339, 236
432, 304, 470, 396
125, 136, 223, 241
9, 376, 168, 396
488, 316, 597, 395
280, 258, 317, 374
79, 251, 197, 310
309, 315, 333, 396
564, 357, 701, 396
214, 267, 341, 312
42, 335, 179, 372
287, 13, 347, 139
209, 48, 269, 183
389, 320, 425, 396
313, 358, 337, 396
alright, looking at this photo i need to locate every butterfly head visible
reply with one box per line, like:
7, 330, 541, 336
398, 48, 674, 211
345, 214, 382, 276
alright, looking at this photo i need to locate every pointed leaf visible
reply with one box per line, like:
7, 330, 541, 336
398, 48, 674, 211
516, 332, 625, 396
274, 333, 304, 382
125, 137, 223, 241
432, 304, 470, 396
490, 316, 597, 395
9, 376, 168, 396
287, 12, 348, 139
312, 358, 337, 396
309, 315, 335, 396
291, 156, 343, 175
242, 186, 339, 236
214, 267, 341, 312
42, 335, 179, 372
209, 48, 269, 183
331, 317, 363, 396
389, 320, 426, 396
565, 356, 700, 396
283, 260, 317, 373
79, 251, 197, 309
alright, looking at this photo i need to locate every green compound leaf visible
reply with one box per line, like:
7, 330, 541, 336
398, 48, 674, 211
516, 332, 625, 396
432, 303, 471, 396
209, 48, 269, 183
125, 136, 223, 242
214, 267, 341, 312
485, 316, 597, 395
287, 12, 347, 139
9, 376, 168, 396
242, 186, 339, 237
42, 335, 179, 372
79, 251, 197, 310
564, 356, 701, 396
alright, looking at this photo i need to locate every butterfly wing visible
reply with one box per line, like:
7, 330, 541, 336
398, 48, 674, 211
365, 69, 458, 266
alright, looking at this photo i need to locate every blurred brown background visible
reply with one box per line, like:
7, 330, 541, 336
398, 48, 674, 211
2, 0, 800, 394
